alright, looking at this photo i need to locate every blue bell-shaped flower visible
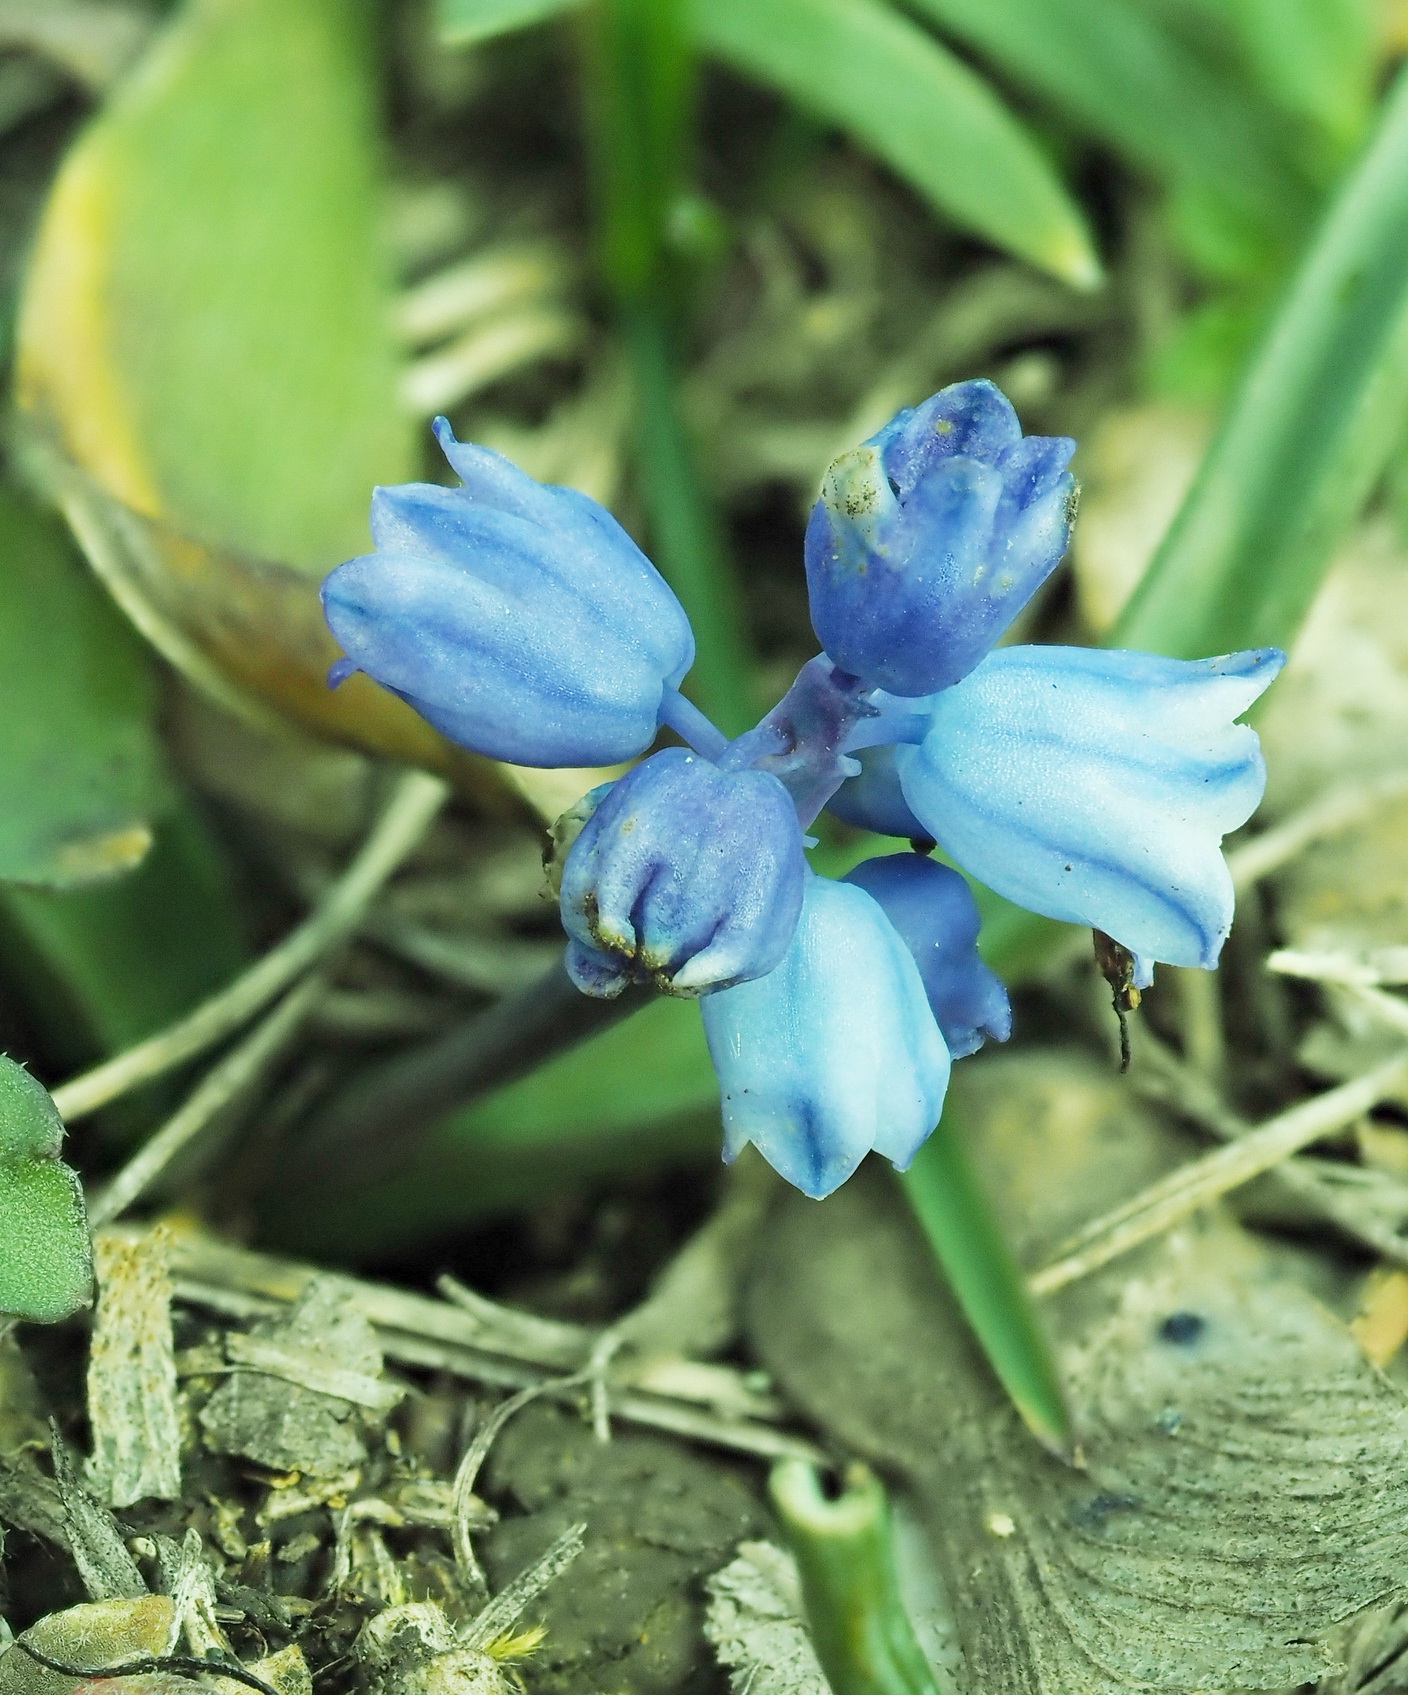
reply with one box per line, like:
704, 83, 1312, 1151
322, 417, 696, 767
895, 644, 1284, 970
804, 380, 1076, 696
699, 875, 951, 1198
560, 748, 807, 998
842, 854, 1010, 1058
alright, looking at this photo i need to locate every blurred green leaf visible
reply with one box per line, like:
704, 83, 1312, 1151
693, 0, 1101, 289
268, 995, 718, 1256
16, 0, 413, 572
0, 802, 247, 1073
439, 0, 1101, 284
439, 0, 579, 43
1143, 0, 1375, 169
1115, 61, 1408, 661
0, 1056, 91, 1322
0, 483, 167, 889
903, 0, 1312, 274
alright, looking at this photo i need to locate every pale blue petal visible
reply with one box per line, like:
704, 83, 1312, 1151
896, 645, 1284, 969
700, 877, 950, 1198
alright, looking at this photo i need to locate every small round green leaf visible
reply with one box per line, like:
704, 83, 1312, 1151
0, 1053, 64, 1164
0, 1158, 92, 1324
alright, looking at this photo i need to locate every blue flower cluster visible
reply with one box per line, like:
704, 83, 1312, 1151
323, 382, 1282, 1199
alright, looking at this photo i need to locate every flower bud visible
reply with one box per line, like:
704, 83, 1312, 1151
322, 417, 695, 767
804, 380, 1076, 696
842, 854, 1010, 1058
560, 748, 806, 998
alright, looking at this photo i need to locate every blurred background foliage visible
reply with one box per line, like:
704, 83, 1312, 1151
0, 0, 1407, 1295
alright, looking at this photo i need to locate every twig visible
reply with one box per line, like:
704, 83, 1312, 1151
1129, 1029, 1408, 1266
1266, 947, 1408, 989
462, 1523, 586, 1652
87, 976, 326, 1229
52, 771, 448, 1122
1029, 1051, 1408, 1296
451, 1375, 590, 1596
136, 1231, 823, 1464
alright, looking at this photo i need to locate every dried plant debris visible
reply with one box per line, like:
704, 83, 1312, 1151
86, 1230, 181, 1510
199, 1278, 402, 1475
704, 1541, 829, 1695
356, 1526, 583, 1695
0, 1596, 178, 1695
748, 1052, 1408, 1694
49, 1430, 146, 1602
480, 1404, 766, 1695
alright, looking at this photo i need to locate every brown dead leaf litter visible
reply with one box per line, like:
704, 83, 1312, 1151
0, 1209, 790, 1695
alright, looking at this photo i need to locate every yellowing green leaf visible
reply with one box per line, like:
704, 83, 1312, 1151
16, 0, 413, 572
0, 484, 166, 889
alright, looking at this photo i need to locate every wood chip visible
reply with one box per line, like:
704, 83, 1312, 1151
224, 1334, 405, 1413
86, 1229, 181, 1508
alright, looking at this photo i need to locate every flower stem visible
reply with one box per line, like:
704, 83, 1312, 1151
770, 1459, 951, 1695
659, 684, 729, 759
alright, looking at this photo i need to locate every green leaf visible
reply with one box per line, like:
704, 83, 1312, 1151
16, 0, 413, 571
0, 1159, 92, 1323
265, 995, 719, 1256
438, 0, 1101, 285
440, 0, 581, 46
1158, 0, 1375, 166
0, 801, 248, 1073
0, 483, 168, 889
0, 1056, 91, 1323
1115, 62, 1408, 662
690, 0, 1101, 289
902, 0, 1312, 273
899, 1106, 1071, 1455
0, 1054, 64, 1164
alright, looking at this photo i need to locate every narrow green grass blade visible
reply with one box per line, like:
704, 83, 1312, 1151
904, 0, 1310, 259
1115, 62, 1408, 661
1146, 0, 1374, 165
899, 1105, 1071, 1454
579, 0, 755, 733
620, 303, 755, 734
691, 0, 1101, 290
439, 0, 580, 44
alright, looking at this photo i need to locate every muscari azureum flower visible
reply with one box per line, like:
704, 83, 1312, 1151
323, 380, 1283, 1199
